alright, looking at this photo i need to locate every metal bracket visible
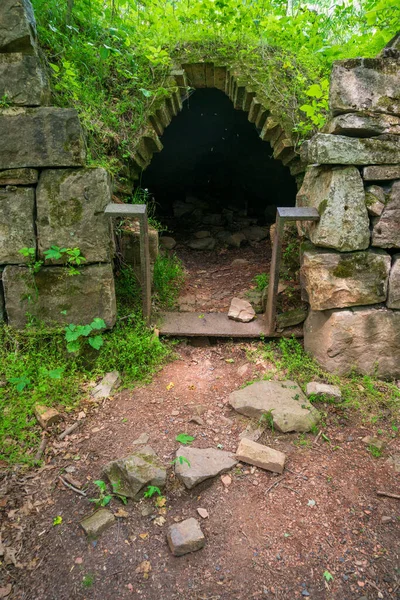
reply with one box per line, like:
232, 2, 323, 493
265, 207, 320, 334
105, 203, 151, 322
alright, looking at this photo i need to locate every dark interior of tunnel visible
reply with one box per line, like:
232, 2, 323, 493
140, 88, 297, 229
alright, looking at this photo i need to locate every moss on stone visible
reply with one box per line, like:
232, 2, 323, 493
318, 198, 328, 215
333, 252, 388, 281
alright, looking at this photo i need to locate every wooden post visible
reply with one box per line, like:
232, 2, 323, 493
265, 207, 320, 335
104, 203, 152, 323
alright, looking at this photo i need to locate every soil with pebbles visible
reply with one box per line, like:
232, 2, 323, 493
1, 341, 399, 600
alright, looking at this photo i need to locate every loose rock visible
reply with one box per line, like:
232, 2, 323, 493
235, 438, 286, 474
103, 446, 166, 499
34, 404, 62, 429
306, 382, 342, 402
160, 236, 176, 250
80, 509, 115, 538
228, 297, 256, 323
167, 518, 205, 556
174, 446, 237, 489
229, 380, 320, 433
197, 508, 209, 519
239, 424, 263, 442
187, 237, 216, 251
91, 371, 120, 400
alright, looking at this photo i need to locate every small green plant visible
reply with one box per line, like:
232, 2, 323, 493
259, 410, 274, 431
19, 247, 43, 275
153, 254, 185, 309
175, 433, 195, 445
53, 515, 63, 526
296, 79, 329, 137
89, 480, 113, 508
171, 456, 191, 467
143, 485, 162, 498
368, 444, 383, 458
0, 94, 11, 108
82, 573, 95, 588
253, 273, 269, 291
43, 246, 86, 276
64, 318, 106, 353
323, 570, 333, 583
9, 375, 31, 392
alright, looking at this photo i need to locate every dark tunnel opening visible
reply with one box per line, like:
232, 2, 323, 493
141, 88, 297, 229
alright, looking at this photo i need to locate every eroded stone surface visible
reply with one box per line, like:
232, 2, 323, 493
0, 168, 38, 185
0, 107, 85, 169
235, 438, 286, 474
103, 446, 166, 499
277, 307, 308, 329
167, 518, 205, 556
388, 255, 400, 309
229, 380, 320, 433
3, 264, 116, 329
324, 113, 400, 137
174, 446, 237, 489
303, 133, 400, 165
37, 168, 113, 263
330, 58, 400, 117
306, 382, 342, 402
363, 165, 400, 181
0, 0, 37, 53
0, 186, 35, 264
372, 181, 400, 248
80, 509, 115, 538
304, 307, 400, 378
365, 185, 386, 217
301, 246, 390, 310
91, 372, 120, 399
0, 54, 50, 106
228, 298, 255, 323
297, 166, 369, 251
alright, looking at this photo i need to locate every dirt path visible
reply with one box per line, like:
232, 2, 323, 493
1, 342, 399, 600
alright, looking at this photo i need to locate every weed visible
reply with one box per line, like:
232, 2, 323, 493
259, 410, 274, 431
253, 273, 269, 292
82, 574, 95, 588
0, 93, 11, 108
294, 434, 312, 448
171, 456, 191, 467
89, 480, 113, 508
65, 318, 106, 353
175, 433, 195, 445
143, 485, 162, 498
153, 254, 185, 309
368, 444, 383, 458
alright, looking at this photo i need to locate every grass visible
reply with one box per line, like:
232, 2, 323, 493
153, 253, 185, 310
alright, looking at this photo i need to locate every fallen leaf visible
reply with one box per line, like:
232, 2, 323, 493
155, 497, 166, 508
0, 584, 12, 598
166, 382, 174, 391
135, 560, 151, 579
153, 516, 166, 526
139, 533, 148, 540
114, 508, 129, 518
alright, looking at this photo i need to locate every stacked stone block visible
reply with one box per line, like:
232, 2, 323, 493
299, 55, 400, 378
0, 0, 116, 328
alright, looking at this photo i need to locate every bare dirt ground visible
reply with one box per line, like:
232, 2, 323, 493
1, 342, 399, 600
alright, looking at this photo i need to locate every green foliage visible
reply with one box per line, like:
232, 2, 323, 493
143, 485, 162, 498
53, 515, 63, 526
368, 444, 383, 458
44, 246, 86, 275
259, 409, 274, 431
65, 318, 106, 353
89, 480, 113, 507
19, 247, 43, 275
153, 254, 185, 310
171, 455, 191, 467
323, 570, 333, 583
253, 273, 269, 292
175, 433, 195, 445
82, 574, 95, 588
0, 93, 11, 108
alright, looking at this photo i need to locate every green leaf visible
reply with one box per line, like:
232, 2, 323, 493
100, 495, 112, 507
90, 318, 106, 330
143, 485, 161, 498
48, 368, 64, 379
9, 376, 30, 392
175, 433, 195, 445
100, 46, 110, 60
53, 516, 62, 526
139, 88, 152, 98
323, 570, 333, 582
44, 246, 63, 261
94, 480, 107, 492
66, 340, 80, 353
88, 335, 104, 350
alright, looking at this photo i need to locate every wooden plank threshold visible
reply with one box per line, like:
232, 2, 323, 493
157, 312, 303, 338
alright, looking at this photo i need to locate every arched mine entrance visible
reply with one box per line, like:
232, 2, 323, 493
139, 88, 301, 333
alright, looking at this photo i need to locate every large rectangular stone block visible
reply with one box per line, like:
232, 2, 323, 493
301, 246, 390, 310
0, 0, 37, 53
363, 165, 400, 181
303, 133, 400, 165
0, 107, 86, 169
0, 53, 50, 106
324, 113, 400, 137
36, 168, 113, 263
296, 166, 369, 251
0, 168, 38, 185
304, 307, 400, 379
388, 255, 400, 309
372, 180, 400, 248
0, 186, 35, 264
330, 58, 400, 117
3, 263, 116, 329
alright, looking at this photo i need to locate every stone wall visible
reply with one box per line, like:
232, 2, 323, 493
299, 53, 400, 378
0, 0, 116, 328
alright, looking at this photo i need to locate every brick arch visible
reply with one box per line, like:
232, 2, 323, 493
128, 62, 305, 185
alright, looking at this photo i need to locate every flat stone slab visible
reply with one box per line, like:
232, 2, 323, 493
304, 307, 400, 378
229, 380, 320, 433
36, 168, 113, 263
228, 297, 256, 323
306, 382, 342, 402
0, 107, 85, 169
167, 518, 205, 556
0, 186, 35, 264
3, 263, 116, 329
174, 446, 238, 489
0, 54, 50, 106
91, 371, 120, 399
363, 165, 400, 181
103, 446, 166, 499
235, 438, 286, 474
303, 133, 400, 165
80, 509, 115, 539
324, 113, 400, 137
301, 246, 391, 310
